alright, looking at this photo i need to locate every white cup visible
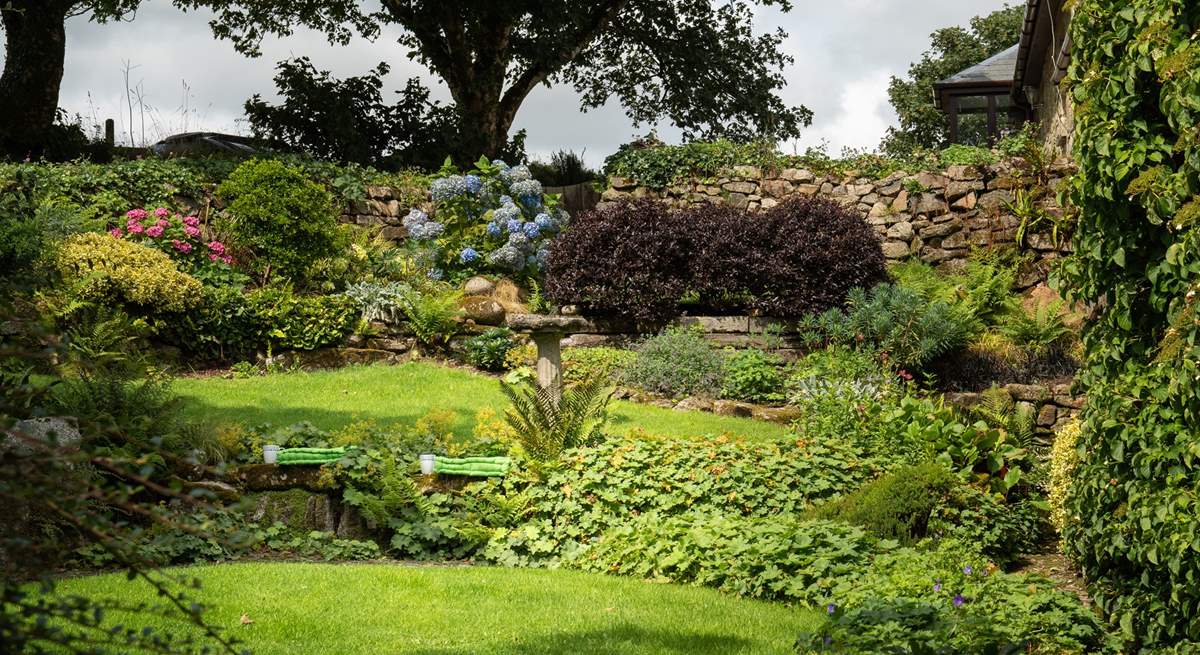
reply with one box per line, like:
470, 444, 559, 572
263, 445, 280, 464
419, 454, 436, 475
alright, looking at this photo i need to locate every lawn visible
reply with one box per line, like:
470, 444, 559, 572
51, 563, 820, 654
176, 362, 790, 441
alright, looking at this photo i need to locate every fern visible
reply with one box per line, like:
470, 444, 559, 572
972, 386, 1037, 450
401, 287, 463, 346
499, 377, 613, 463
1000, 301, 1070, 355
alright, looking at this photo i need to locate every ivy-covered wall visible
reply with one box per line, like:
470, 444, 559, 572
600, 159, 1075, 288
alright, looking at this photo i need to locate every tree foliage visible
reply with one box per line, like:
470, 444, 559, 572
1058, 1, 1200, 649
183, 0, 812, 157
880, 4, 1023, 156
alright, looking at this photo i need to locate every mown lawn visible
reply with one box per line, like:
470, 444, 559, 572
52, 563, 820, 654
176, 362, 790, 441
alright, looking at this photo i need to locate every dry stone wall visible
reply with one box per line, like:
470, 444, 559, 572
340, 185, 423, 242
600, 159, 1076, 288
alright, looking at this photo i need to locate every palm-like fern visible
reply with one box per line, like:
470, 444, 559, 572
499, 377, 613, 463
1000, 301, 1070, 356
972, 385, 1037, 450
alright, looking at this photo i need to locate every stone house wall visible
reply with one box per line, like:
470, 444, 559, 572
599, 159, 1075, 288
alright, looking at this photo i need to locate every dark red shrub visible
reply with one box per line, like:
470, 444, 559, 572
544, 200, 695, 323
545, 197, 887, 321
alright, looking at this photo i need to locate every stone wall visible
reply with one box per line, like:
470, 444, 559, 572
600, 159, 1075, 288
340, 185, 420, 241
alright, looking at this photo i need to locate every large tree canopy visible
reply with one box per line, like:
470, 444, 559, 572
181, 0, 812, 159
0, 0, 141, 159
880, 4, 1023, 156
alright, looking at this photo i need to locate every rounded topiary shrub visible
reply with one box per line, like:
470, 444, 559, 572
545, 197, 887, 322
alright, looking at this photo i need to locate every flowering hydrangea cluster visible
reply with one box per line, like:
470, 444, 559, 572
113, 207, 235, 276
404, 157, 570, 278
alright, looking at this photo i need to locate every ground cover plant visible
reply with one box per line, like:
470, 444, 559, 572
45, 563, 821, 655
175, 361, 791, 442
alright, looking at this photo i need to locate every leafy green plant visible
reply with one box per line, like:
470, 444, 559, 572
804, 462, 958, 545
401, 286, 462, 347
1007, 188, 1072, 249
499, 377, 613, 463
562, 347, 636, 384
465, 328, 516, 372
1000, 301, 1070, 356
56, 232, 203, 314
216, 158, 341, 286
623, 327, 726, 397
969, 386, 1037, 451
340, 281, 413, 323
720, 348, 786, 404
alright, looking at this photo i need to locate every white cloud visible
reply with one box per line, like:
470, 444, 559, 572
794, 70, 896, 155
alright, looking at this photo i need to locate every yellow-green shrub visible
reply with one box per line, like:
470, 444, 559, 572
56, 233, 202, 312
1048, 419, 1081, 543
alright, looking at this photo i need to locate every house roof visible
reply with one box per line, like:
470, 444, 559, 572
1013, 0, 1070, 106
933, 44, 1019, 109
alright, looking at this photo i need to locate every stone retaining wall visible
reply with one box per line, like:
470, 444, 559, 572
340, 185, 421, 241
600, 159, 1076, 287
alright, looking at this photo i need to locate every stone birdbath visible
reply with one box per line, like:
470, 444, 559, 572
505, 313, 617, 404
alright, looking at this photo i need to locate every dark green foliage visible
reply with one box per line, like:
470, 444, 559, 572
721, 349, 785, 404
575, 514, 882, 606
623, 328, 726, 398
804, 463, 957, 545
1058, 2, 1200, 648
546, 197, 887, 322
929, 485, 1046, 566
880, 4, 1025, 155
797, 540, 1115, 655
528, 150, 599, 187
245, 57, 455, 170
482, 434, 882, 567
215, 158, 341, 285
464, 328, 516, 372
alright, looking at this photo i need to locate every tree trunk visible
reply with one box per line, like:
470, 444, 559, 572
0, 2, 73, 159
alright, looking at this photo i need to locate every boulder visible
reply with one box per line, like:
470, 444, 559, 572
882, 241, 911, 259
911, 193, 948, 216
712, 400, 754, 418
675, 397, 715, 413
464, 276, 496, 296
751, 406, 803, 424
461, 297, 506, 326
3, 417, 82, 456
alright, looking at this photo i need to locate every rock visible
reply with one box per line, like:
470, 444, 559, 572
886, 221, 914, 241
727, 192, 750, 209
760, 197, 779, 210
912, 193, 948, 216
944, 392, 983, 408
379, 226, 407, 241
3, 417, 82, 456
1054, 396, 1086, 410
1005, 383, 1050, 403
751, 406, 803, 424
609, 176, 637, 190
891, 190, 910, 213
365, 337, 415, 353
236, 465, 337, 493
977, 190, 1014, 212
336, 505, 371, 539
284, 348, 396, 369
460, 297, 506, 326
492, 278, 529, 314
761, 179, 793, 198
946, 165, 983, 181
722, 181, 757, 195
731, 165, 762, 179
919, 220, 960, 239
868, 202, 892, 218
464, 276, 496, 296
712, 400, 754, 418
675, 397, 715, 413
365, 185, 393, 199
941, 230, 969, 250
882, 241, 911, 259
848, 184, 875, 197
952, 192, 978, 211
1037, 404, 1059, 427
946, 180, 984, 201
797, 184, 821, 196
915, 171, 949, 190
780, 168, 815, 182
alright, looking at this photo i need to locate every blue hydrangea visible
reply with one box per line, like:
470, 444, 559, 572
491, 159, 509, 170
409, 221, 445, 240
486, 222, 503, 237
459, 247, 479, 263
493, 205, 522, 224
499, 195, 514, 206
507, 232, 530, 249
522, 221, 541, 238
487, 245, 524, 271
535, 247, 549, 268
505, 218, 523, 234
525, 255, 539, 269
509, 179, 542, 200
464, 174, 483, 195
500, 164, 531, 185
402, 209, 428, 231
534, 213, 557, 232
430, 175, 468, 201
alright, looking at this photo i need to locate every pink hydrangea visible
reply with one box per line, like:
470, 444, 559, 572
184, 225, 201, 238
183, 215, 200, 227
127, 222, 145, 235
154, 207, 170, 218
172, 239, 193, 253
208, 253, 220, 262
126, 208, 148, 220
155, 218, 169, 228
146, 225, 165, 238
221, 254, 233, 265
207, 241, 226, 255
109, 227, 124, 238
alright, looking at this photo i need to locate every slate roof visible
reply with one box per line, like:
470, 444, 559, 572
936, 44, 1020, 88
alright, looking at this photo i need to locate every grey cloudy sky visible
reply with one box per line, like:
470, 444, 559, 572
42, 0, 1009, 165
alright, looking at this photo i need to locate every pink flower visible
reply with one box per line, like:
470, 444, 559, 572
208, 253, 219, 262
126, 208, 147, 220
109, 228, 124, 238
146, 225, 165, 238
127, 222, 145, 235
155, 218, 170, 228
182, 215, 200, 227
154, 207, 170, 218
220, 255, 233, 265
184, 225, 201, 238
207, 241, 226, 255
171, 239, 193, 253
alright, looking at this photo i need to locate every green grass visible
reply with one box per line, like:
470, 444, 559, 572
176, 362, 789, 441
51, 563, 820, 654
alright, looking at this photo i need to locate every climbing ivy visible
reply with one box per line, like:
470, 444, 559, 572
1058, 1, 1200, 649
